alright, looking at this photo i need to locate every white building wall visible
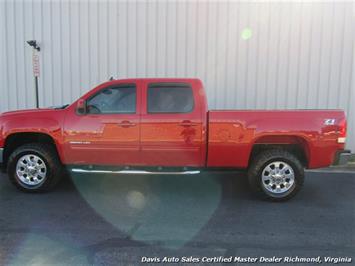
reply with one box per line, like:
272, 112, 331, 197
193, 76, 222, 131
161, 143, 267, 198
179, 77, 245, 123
0, 1, 354, 150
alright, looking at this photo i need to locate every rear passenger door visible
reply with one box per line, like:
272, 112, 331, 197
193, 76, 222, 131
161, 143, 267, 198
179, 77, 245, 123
140, 82, 204, 167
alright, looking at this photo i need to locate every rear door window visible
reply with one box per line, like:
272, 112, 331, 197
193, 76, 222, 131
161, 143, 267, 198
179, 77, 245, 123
147, 84, 194, 113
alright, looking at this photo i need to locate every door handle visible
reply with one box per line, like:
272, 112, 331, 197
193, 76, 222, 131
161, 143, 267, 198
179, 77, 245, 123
179, 120, 198, 127
117, 121, 136, 128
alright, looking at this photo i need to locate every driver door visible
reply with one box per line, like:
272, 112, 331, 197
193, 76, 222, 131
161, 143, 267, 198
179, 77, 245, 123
63, 82, 141, 166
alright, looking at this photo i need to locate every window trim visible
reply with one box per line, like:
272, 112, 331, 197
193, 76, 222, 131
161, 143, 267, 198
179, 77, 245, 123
147, 82, 195, 114
86, 83, 137, 115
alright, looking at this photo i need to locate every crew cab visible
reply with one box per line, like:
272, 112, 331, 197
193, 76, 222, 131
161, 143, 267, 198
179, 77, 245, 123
0, 78, 350, 201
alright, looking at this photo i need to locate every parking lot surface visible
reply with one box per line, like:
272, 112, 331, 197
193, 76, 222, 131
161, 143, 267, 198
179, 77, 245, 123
0, 170, 354, 265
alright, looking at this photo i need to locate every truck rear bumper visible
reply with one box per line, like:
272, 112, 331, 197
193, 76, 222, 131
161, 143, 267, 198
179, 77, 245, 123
0, 148, 4, 172
333, 149, 352, 165
0, 148, 3, 164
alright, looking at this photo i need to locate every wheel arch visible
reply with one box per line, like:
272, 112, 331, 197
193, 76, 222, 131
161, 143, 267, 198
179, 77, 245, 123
3, 132, 63, 170
249, 135, 310, 168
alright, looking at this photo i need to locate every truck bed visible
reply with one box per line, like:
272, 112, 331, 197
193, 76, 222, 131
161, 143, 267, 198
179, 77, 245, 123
207, 109, 346, 169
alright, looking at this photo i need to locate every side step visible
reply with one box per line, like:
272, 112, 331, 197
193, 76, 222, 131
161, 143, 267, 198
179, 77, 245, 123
71, 168, 201, 175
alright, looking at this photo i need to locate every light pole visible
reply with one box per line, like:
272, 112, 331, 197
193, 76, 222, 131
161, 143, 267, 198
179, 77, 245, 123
26, 40, 40, 108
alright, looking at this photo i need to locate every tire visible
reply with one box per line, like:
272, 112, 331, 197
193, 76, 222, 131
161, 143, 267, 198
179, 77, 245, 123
7, 143, 63, 192
248, 149, 304, 201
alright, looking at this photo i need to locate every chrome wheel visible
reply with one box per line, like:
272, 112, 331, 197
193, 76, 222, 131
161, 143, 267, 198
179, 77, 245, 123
261, 161, 295, 194
16, 154, 47, 186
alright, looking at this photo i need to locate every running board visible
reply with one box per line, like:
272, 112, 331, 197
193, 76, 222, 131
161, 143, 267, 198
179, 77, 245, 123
71, 168, 201, 175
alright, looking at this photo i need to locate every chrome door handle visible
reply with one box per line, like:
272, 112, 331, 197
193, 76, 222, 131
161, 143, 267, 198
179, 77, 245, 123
179, 120, 198, 127
117, 121, 136, 127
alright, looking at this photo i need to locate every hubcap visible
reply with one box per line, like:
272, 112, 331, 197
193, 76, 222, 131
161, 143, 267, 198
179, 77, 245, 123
261, 161, 295, 194
16, 154, 47, 186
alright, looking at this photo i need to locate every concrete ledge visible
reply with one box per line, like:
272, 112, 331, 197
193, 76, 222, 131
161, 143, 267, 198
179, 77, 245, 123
307, 163, 355, 174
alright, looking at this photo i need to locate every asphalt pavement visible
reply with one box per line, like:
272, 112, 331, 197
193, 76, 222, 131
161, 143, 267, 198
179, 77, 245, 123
0, 170, 354, 265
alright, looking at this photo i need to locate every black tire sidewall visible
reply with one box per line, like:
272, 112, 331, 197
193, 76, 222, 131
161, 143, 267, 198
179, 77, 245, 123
8, 145, 58, 192
248, 150, 304, 201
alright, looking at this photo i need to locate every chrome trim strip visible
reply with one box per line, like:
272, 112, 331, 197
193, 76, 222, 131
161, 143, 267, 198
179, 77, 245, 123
69, 141, 92, 145
0, 148, 3, 164
71, 168, 200, 175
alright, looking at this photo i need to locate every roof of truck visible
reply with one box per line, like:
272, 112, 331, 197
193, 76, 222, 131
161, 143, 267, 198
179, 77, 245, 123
105, 77, 202, 83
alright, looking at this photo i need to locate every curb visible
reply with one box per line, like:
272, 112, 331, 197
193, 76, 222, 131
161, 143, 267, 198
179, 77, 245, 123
307, 164, 355, 174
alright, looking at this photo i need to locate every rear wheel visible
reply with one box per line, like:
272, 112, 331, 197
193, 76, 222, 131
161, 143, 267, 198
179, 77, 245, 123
248, 149, 304, 201
7, 143, 63, 192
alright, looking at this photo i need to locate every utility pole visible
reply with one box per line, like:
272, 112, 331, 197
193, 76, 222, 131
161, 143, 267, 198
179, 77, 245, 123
26, 40, 40, 108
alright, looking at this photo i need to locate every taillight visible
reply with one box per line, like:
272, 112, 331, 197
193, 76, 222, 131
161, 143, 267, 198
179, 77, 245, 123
338, 118, 347, 144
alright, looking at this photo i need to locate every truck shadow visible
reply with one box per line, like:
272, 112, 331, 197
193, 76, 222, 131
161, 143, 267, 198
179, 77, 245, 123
56, 171, 258, 263
64, 171, 250, 249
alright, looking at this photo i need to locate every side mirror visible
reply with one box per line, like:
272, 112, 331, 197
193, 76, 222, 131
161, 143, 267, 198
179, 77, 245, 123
76, 99, 87, 115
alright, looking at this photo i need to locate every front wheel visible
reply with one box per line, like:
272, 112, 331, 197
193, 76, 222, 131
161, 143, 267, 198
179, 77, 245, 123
7, 143, 63, 192
248, 149, 304, 201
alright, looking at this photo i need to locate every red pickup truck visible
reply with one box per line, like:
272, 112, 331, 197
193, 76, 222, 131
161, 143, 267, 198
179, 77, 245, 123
0, 78, 350, 200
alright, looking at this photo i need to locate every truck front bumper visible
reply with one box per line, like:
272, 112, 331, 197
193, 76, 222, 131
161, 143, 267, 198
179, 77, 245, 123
333, 149, 352, 165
